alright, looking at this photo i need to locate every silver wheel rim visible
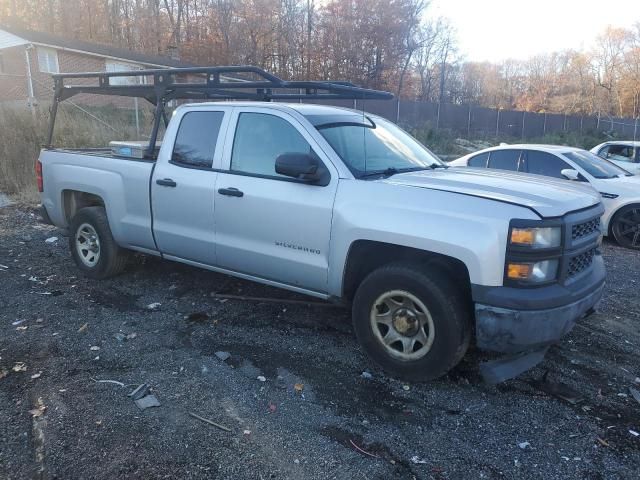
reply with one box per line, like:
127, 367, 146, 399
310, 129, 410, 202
369, 290, 435, 361
75, 223, 101, 267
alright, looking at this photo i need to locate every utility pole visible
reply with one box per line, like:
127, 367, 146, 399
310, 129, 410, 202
438, 38, 448, 107
24, 45, 36, 118
306, 0, 313, 79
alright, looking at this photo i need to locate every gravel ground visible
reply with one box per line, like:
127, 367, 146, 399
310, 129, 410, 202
1, 203, 639, 480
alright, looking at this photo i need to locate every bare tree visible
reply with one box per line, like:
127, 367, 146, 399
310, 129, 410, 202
2, 0, 640, 118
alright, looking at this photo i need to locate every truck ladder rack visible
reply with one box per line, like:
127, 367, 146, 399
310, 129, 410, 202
46, 65, 394, 155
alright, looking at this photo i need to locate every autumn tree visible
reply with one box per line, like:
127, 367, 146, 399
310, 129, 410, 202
0, 1, 639, 118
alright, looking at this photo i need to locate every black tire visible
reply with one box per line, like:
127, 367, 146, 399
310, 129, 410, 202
611, 204, 640, 250
68, 206, 128, 279
352, 262, 471, 381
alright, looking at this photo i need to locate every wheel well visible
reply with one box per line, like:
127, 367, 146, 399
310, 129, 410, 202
342, 240, 471, 301
608, 202, 640, 237
62, 190, 105, 224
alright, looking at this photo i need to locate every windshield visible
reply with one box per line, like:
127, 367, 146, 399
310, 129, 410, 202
311, 115, 444, 178
563, 150, 633, 179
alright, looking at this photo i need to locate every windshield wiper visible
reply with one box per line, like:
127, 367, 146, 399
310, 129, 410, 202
358, 167, 401, 179
428, 163, 449, 169
359, 166, 441, 179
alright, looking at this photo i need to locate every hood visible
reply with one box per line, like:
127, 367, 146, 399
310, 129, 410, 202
599, 174, 640, 196
379, 167, 601, 218
619, 163, 640, 173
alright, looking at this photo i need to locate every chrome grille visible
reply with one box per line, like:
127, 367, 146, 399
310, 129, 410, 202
572, 218, 600, 241
568, 248, 596, 277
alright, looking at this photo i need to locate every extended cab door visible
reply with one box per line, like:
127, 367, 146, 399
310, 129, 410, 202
151, 107, 231, 264
213, 108, 339, 294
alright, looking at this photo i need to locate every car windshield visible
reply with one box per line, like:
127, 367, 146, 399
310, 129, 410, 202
563, 150, 633, 179
309, 114, 444, 178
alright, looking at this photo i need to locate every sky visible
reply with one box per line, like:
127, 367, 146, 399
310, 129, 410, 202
430, 0, 640, 63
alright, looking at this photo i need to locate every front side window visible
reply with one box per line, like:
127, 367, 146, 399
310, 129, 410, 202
488, 149, 521, 171
312, 115, 443, 178
37, 47, 59, 73
468, 152, 489, 167
231, 113, 315, 178
171, 111, 224, 168
563, 150, 633, 179
523, 150, 570, 179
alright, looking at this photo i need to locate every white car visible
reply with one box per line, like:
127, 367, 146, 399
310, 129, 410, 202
590, 141, 640, 173
450, 144, 640, 249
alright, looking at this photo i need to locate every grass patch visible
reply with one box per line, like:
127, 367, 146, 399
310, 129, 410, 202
0, 104, 153, 196
408, 125, 610, 159
525, 131, 606, 150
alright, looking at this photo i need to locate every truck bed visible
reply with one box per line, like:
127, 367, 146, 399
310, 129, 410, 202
39, 148, 157, 252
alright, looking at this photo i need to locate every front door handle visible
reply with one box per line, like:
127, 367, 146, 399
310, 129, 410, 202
218, 187, 244, 197
156, 178, 177, 187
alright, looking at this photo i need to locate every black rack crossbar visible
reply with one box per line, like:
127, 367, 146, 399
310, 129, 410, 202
51, 65, 393, 102
45, 65, 393, 154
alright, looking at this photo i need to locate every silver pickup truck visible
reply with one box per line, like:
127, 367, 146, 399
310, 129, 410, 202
38, 67, 606, 383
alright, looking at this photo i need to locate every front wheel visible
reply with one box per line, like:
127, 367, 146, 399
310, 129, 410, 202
69, 207, 128, 279
611, 205, 640, 250
352, 263, 471, 381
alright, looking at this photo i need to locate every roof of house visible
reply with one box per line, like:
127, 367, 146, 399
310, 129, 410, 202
0, 24, 196, 68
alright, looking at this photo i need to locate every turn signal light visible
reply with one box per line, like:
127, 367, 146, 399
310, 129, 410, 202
507, 263, 532, 279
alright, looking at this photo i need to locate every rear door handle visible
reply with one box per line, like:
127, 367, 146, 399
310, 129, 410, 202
156, 178, 177, 187
218, 187, 244, 197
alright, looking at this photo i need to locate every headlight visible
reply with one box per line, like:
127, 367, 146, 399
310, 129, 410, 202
510, 227, 561, 248
507, 259, 558, 283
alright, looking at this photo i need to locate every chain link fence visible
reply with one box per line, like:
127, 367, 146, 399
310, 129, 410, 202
3, 83, 638, 141
305, 98, 640, 141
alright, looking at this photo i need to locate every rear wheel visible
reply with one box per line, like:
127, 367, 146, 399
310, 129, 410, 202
69, 207, 128, 279
352, 262, 471, 381
611, 205, 640, 250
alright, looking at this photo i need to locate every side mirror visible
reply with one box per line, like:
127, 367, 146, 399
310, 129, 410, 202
275, 153, 319, 181
561, 168, 581, 181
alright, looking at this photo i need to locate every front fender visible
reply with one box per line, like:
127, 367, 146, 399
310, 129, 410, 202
327, 180, 539, 297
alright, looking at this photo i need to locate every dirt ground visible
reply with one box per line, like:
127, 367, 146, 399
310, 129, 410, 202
1, 203, 639, 480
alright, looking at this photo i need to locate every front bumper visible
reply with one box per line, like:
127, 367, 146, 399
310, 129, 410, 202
473, 255, 605, 384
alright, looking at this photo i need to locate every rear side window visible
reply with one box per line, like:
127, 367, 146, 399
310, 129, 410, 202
524, 150, 570, 179
231, 113, 314, 178
468, 152, 489, 167
488, 150, 521, 171
172, 111, 225, 168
